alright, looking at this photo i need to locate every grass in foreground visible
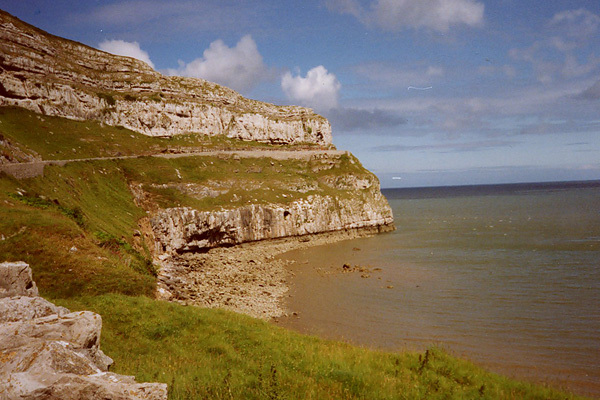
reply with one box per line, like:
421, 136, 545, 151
57, 294, 582, 400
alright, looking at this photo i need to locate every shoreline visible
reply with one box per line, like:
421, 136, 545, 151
154, 225, 393, 319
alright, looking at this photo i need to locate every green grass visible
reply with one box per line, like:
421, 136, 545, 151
0, 106, 328, 162
0, 106, 584, 399
0, 106, 163, 159
119, 152, 376, 211
0, 140, 375, 299
56, 294, 583, 400
0, 164, 156, 299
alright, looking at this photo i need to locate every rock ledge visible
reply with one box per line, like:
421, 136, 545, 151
0, 261, 167, 400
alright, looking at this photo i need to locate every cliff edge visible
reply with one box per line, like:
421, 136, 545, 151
0, 10, 330, 145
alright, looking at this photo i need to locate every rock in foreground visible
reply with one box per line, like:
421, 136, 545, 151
0, 261, 167, 400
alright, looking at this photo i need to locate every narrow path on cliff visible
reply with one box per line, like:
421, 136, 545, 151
0, 149, 348, 179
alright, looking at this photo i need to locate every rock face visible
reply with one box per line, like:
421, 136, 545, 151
0, 261, 38, 297
152, 192, 394, 254
0, 10, 331, 145
0, 261, 168, 400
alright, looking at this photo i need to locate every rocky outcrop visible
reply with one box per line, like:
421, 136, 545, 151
0, 10, 331, 145
152, 193, 394, 254
0, 260, 39, 297
0, 261, 168, 400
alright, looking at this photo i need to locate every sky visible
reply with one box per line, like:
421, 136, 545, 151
1, 0, 600, 188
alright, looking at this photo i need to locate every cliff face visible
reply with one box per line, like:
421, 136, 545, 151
0, 12, 395, 320
0, 9, 394, 258
137, 151, 394, 255
0, 10, 331, 145
152, 193, 394, 254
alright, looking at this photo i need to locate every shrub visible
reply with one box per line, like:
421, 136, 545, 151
98, 92, 116, 106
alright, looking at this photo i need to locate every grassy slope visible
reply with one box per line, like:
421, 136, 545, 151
0, 106, 584, 399
0, 162, 156, 298
120, 152, 369, 211
59, 295, 581, 400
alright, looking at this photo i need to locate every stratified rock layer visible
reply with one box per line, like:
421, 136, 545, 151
152, 193, 394, 254
0, 261, 168, 400
0, 10, 331, 145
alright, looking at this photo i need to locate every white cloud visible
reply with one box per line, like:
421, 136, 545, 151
373, 0, 484, 32
343, 75, 598, 140
327, 0, 484, 32
98, 40, 154, 69
327, 107, 407, 132
562, 54, 600, 79
549, 8, 600, 40
167, 35, 267, 93
281, 66, 341, 112
509, 9, 600, 83
79, 1, 261, 38
478, 64, 517, 79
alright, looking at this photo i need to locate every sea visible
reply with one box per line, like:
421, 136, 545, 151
277, 180, 600, 397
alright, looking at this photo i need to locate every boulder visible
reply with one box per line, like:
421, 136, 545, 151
0, 262, 168, 400
0, 296, 69, 323
0, 261, 38, 298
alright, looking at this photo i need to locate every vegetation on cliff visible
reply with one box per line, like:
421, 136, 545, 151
0, 105, 389, 293
0, 106, 585, 399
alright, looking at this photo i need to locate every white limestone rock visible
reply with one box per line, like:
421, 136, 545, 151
0, 261, 38, 298
151, 193, 394, 254
0, 296, 69, 323
0, 10, 331, 145
0, 262, 168, 400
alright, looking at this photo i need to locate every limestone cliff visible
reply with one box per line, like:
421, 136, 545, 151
152, 193, 393, 254
0, 9, 394, 258
0, 10, 331, 145
136, 151, 394, 254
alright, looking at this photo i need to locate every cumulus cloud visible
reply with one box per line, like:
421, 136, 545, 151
167, 35, 268, 93
281, 66, 341, 112
327, 0, 484, 32
509, 11, 600, 83
327, 108, 407, 132
98, 40, 154, 69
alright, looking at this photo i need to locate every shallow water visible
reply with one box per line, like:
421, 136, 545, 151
277, 181, 600, 397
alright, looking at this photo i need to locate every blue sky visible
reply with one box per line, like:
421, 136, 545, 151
2, 0, 599, 187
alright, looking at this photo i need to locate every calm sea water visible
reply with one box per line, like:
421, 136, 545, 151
278, 181, 600, 397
